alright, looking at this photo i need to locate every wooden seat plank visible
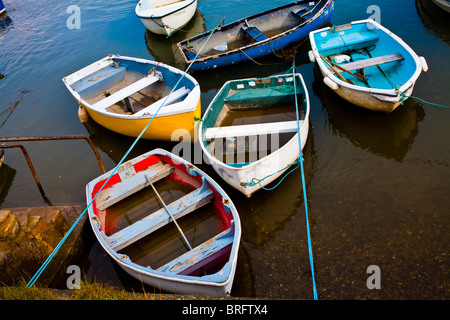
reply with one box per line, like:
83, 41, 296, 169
133, 86, 190, 116
157, 226, 233, 274
204, 120, 301, 141
90, 73, 161, 111
96, 161, 174, 211
327, 53, 404, 75
108, 182, 214, 251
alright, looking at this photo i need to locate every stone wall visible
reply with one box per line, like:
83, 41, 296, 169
0, 206, 86, 287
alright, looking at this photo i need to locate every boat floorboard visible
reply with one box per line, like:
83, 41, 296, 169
108, 181, 215, 251
157, 226, 233, 274
84, 75, 170, 115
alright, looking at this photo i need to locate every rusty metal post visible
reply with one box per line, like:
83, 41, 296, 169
0, 135, 106, 205
0, 144, 52, 205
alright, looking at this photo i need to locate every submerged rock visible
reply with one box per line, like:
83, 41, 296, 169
0, 206, 86, 287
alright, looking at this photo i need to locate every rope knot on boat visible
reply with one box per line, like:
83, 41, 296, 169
241, 157, 300, 190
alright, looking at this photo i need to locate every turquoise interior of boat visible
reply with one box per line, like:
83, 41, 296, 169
313, 21, 417, 90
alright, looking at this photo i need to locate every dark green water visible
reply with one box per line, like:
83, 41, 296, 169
0, 0, 448, 299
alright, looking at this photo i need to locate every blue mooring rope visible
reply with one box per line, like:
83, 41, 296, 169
27, 21, 223, 288
291, 62, 318, 300
241, 63, 318, 299
398, 90, 450, 109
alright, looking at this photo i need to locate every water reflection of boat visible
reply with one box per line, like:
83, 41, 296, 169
144, 9, 206, 68
136, 0, 197, 37
235, 131, 315, 247
0, 163, 16, 207
0, 14, 11, 30
312, 64, 425, 162
86, 148, 241, 296
431, 0, 450, 13
82, 117, 176, 166
416, 0, 450, 44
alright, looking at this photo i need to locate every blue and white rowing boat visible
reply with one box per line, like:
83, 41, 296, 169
309, 19, 428, 112
86, 148, 241, 296
177, 0, 334, 72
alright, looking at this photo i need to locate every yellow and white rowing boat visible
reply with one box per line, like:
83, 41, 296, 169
63, 54, 201, 141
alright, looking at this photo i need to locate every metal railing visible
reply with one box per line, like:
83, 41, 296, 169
0, 135, 106, 205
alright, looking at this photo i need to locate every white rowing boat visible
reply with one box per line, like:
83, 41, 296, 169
199, 73, 310, 197
136, 0, 197, 37
86, 149, 241, 296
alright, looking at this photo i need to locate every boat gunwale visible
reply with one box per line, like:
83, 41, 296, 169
86, 148, 241, 287
177, 0, 334, 64
199, 73, 310, 173
62, 55, 201, 119
135, 0, 197, 19
309, 18, 424, 97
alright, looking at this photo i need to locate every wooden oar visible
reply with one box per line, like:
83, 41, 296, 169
147, 179, 193, 251
319, 54, 349, 83
320, 54, 371, 87
326, 58, 368, 83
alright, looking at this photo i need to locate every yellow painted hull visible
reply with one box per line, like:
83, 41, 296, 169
82, 99, 201, 142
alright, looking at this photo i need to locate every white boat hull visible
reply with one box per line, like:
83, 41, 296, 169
136, 0, 197, 36
319, 70, 416, 113
206, 122, 309, 197
115, 258, 236, 296
200, 74, 310, 197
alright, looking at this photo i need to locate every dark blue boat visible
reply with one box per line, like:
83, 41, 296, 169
177, 0, 334, 72
0, 0, 6, 16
